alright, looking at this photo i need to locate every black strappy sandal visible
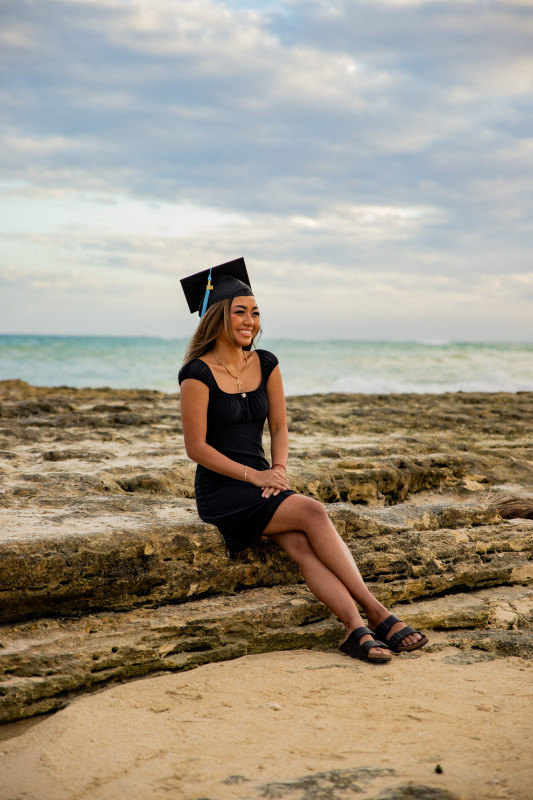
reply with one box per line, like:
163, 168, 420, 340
339, 626, 392, 664
372, 614, 428, 653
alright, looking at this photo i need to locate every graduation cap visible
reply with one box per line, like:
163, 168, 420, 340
180, 257, 253, 317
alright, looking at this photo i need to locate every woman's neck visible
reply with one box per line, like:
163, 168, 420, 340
210, 339, 246, 368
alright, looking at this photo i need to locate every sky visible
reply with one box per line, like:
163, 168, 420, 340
1, 0, 532, 341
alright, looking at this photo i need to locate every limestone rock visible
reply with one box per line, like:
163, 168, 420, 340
1, 501, 531, 623
1, 584, 531, 724
430, 629, 533, 660
1, 382, 533, 725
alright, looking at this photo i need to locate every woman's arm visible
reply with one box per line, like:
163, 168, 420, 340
262, 365, 291, 498
180, 378, 291, 492
266, 365, 289, 469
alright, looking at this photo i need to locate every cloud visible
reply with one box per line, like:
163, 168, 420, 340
0, 0, 532, 338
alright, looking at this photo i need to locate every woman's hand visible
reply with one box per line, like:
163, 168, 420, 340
249, 467, 291, 498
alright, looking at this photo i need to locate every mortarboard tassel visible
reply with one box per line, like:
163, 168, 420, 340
200, 269, 214, 318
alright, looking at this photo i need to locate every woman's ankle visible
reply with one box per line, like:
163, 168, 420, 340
362, 601, 389, 627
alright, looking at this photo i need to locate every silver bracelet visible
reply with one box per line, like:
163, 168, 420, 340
244, 465, 247, 483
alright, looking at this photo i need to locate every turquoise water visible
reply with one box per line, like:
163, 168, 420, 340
1, 335, 533, 395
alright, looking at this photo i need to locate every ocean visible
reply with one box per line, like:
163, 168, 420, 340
1, 335, 532, 396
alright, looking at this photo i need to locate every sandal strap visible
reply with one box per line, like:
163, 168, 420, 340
348, 626, 374, 644
358, 639, 383, 656
339, 628, 392, 662
388, 625, 419, 648
373, 614, 400, 640
344, 628, 390, 651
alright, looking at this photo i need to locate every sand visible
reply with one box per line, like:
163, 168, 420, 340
1, 642, 532, 800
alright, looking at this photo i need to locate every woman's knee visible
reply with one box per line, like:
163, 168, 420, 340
300, 496, 329, 525
264, 494, 330, 536
280, 531, 313, 563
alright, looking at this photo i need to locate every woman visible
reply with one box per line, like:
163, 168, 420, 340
179, 259, 428, 663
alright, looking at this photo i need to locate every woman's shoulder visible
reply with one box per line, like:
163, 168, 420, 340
256, 349, 279, 380
178, 358, 216, 388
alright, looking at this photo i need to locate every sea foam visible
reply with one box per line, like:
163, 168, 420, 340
1, 335, 532, 395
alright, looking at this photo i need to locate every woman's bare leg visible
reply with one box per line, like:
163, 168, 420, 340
263, 494, 422, 647
269, 530, 390, 658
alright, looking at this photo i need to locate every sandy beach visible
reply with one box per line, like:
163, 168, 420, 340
1, 647, 532, 800
1, 381, 532, 799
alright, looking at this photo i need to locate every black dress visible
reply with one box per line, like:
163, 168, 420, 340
178, 349, 295, 554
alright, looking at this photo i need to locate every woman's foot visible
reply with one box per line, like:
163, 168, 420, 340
339, 627, 392, 663
367, 612, 428, 653
340, 628, 391, 660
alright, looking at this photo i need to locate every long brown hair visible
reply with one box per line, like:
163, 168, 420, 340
183, 297, 262, 364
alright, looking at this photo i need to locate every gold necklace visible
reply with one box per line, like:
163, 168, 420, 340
212, 351, 249, 393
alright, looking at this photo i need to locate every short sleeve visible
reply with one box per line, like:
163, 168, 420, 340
178, 359, 216, 389
257, 349, 279, 383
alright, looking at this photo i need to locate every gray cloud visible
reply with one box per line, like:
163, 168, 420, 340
0, 0, 532, 338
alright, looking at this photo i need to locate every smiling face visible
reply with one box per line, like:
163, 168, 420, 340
226, 295, 260, 347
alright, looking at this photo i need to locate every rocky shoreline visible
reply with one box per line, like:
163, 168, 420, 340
1, 380, 532, 727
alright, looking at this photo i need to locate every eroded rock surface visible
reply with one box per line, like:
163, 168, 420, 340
1, 381, 532, 723
2, 584, 532, 724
